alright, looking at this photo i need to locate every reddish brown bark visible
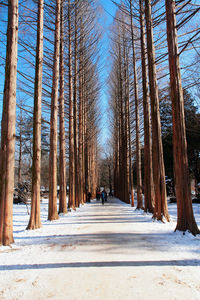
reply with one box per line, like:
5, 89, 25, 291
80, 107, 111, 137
139, 0, 154, 213
48, 0, 61, 221
58, 0, 67, 214
78, 25, 84, 205
78, 81, 84, 205
0, 0, 18, 246
27, 0, 44, 230
18, 108, 22, 185
113, 46, 127, 203
68, 0, 75, 210
145, 0, 169, 221
73, 0, 79, 208
130, 0, 143, 209
125, 48, 134, 206
121, 27, 130, 205
165, 0, 199, 235
118, 43, 127, 203
82, 75, 87, 204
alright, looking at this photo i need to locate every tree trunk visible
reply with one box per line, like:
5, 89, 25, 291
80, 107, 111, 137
113, 110, 120, 199
27, 0, 44, 230
82, 75, 87, 203
126, 52, 134, 207
78, 74, 83, 205
78, 23, 84, 205
130, 0, 143, 209
0, 0, 18, 246
58, 0, 67, 214
68, 0, 75, 210
122, 30, 130, 205
165, 0, 199, 235
18, 108, 22, 185
145, 0, 169, 221
139, 0, 154, 213
73, 0, 79, 208
118, 43, 127, 203
123, 46, 134, 205
48, 0, 61, 221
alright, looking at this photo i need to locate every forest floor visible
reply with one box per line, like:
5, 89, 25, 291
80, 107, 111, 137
0, 196, 200, 300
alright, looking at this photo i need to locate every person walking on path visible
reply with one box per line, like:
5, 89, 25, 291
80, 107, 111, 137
96, 188, 101, 201
104, 189, 107, 202
87, 192, 91, 203
101, 190, 105, 205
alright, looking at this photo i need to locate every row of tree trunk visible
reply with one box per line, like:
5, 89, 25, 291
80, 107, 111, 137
111, 0, 199, 235
112, 19, 132, 205
0, 0, 100, 246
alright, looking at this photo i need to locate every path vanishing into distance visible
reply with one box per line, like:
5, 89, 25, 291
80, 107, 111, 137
0, 197, 200, 300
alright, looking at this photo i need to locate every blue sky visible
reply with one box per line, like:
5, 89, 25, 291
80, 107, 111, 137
97, 0, 119, 144
0, 0, 119, 142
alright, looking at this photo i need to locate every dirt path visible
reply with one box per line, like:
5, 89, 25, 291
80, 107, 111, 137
0, 197, 200, 299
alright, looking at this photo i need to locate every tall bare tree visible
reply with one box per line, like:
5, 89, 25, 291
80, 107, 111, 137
165, 0, 199, 235
27, 0, 44, 230
68, 0, 76, 210
129, 0, 143, 209
48, 0, 61, 221
0, 0, 18, 246
145, 0, 169, 221
125, 46, 134, 206
139, 0, 154, 213
73, 0, 79, 208
58, 0, 67, 214
17, 106, 23, 185
110, 16, 131, 204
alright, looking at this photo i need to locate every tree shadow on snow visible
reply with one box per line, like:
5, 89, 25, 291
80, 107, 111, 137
12, 232, 200, 257
0, 259, 200, 271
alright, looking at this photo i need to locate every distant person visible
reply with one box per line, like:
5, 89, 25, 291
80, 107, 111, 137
109, 184, 113, 196
87, 192, 91, 203
101, 190, 105, 205
104, 189, 107, 202
96, 188, 101, 201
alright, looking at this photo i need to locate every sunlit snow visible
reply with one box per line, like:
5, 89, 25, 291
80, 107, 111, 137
0, 196, 200, 300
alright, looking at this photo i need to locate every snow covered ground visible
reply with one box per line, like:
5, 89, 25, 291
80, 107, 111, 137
0, 196, 200, 300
